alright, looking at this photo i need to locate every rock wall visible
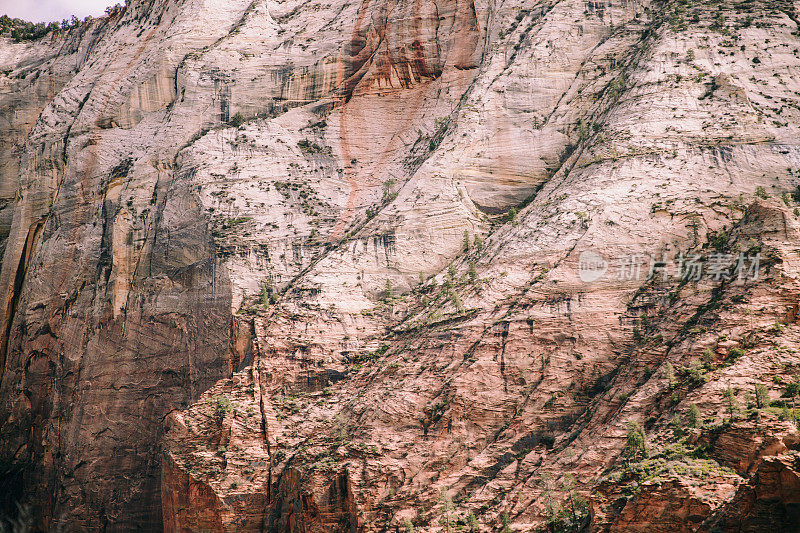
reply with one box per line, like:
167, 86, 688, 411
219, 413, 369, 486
163, 0, 800, 529
0, 0, 253, 528
2, 0, 800, 531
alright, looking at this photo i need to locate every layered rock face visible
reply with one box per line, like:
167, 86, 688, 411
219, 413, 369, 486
2, 0, 800, 531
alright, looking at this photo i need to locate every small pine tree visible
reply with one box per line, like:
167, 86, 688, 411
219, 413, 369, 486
228, 112, 245, 127
754, 383, 769, 409
463, 229, 470, 251
539, 473, 556, 521
451, 292, 464, 312
468, 262, 477, 284
724, 386, 738, 421
260, 285, 270, 306
624, 421, 647, 461
467, 513, 479, 532
473, 235, 483, 250
670, 414, 683, 438
439, 489, 454, 533
561, 474, 587, 529
403, 518, 415, 533
686, 403, 700, 428
385, 279, 393, 303
665, 362, 676, 389
501, 512, 511, 533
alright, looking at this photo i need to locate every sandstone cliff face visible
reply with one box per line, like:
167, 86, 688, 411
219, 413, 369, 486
2, 0, 800, 531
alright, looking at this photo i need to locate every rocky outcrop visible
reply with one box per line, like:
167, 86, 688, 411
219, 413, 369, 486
162, 370, 272, 532
593, 454, 800, 533
3, 0, 800, 531
707, 453, 800, 532
591, 421, 800, 532
591, 477, 737, 533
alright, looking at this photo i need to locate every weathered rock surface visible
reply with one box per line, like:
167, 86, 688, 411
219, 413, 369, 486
3, 0, 800, 531
706, 453, 800, 532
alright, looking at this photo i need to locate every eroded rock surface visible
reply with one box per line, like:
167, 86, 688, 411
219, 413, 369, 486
2, 0, 800, 531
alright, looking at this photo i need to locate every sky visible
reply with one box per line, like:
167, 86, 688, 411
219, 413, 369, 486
0, 0, 114, 23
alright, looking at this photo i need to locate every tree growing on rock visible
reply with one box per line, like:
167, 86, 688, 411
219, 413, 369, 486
686, 403, 701, 428
724, 386, 739, 422
467, 513, 479, 532
623, 421, 647, 462
384, 279, 393, 305
213, 395, 232, 425
438, 489, 454, 532
754, 383, 769, 409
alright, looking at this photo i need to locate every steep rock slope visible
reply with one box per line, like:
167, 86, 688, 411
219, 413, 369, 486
0, 0, 257, 528
2, 0, 800, 531
163, 0, 800, 530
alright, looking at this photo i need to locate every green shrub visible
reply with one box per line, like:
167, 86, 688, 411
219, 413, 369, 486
228, 112, 245, 127
297, 139, 330, 154
683, 361, 708, 386
782, 380, 800, 398
728, 347, 745, 362
374, 344, 390, 356
467, 513, 479, 532
214, 395, 232, 420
